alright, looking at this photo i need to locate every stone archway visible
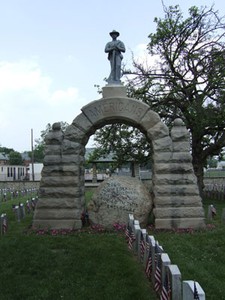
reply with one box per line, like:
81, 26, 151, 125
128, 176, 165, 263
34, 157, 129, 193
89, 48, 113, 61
33, 86, 205, 230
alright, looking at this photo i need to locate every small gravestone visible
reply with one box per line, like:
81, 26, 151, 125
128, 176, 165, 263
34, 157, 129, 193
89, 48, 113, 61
14, 206, 20, 222
167, 265, 182, 300
207, 204, 216, 221
88, 176, 153, 229
19, 204, 25, 219
183, 280, 205, 300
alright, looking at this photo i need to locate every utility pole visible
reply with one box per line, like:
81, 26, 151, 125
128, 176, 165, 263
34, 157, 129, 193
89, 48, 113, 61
31, 128, 35, 181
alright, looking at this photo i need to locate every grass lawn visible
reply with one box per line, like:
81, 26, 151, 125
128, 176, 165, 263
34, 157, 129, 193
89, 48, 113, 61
153, 197, 225, 300
0, 195, 157, 300
1, 192, 225, 299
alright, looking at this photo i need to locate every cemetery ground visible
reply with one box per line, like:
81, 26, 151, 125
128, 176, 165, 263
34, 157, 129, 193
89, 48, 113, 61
0, 193, 157, 300
0, 192, 225, 299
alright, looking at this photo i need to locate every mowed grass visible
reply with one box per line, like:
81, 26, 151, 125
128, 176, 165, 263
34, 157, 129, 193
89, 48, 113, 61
153, 197, 225, 300
1, 192, 225, 300
0, 195, 157, 300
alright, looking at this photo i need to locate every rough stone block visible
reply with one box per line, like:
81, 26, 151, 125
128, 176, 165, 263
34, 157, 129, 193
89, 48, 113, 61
154, 195, 203, 207
43, 155, 62, 165
88, 176, 153, 229
64, 124, 88, 144
32, 219, 82, 230
36, 198, 77, 209
81, 98, 149, 126
153, 207, 205, 218
173, 141, 191, 152
34, 208, 81, 219
41, 165, 79, 177
155, 217, 205, 229
72, 112, 94, 133
62, 139, 84, 155
40, 187, 81, 198
61, 154, 83, 164
154, 163, 193, 174
153, 184, 200, 196
153, 173, 197, 185
147, 122, 169, 140
171, 152, 192, 163
45, 130, 64, 145
102, 85, 127, 98
140, 109, 161, 132
44, 144, 62, 155
171, 123, 190, 142
152, 136, 173, 152
40, 176, 79, 187
153, 151, 172, 163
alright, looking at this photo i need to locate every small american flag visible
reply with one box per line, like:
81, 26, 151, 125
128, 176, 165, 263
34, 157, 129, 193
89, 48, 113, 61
145, 242, 152, 278
140, 233, 145, 261
194, 281, 200, 300
125, 225, 136, 250
154, 253, 161, 293
125, 226, 130, 240
160, 270, 171, 300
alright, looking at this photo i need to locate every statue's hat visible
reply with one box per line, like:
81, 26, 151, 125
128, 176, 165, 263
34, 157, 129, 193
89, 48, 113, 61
109, 30, 120, 37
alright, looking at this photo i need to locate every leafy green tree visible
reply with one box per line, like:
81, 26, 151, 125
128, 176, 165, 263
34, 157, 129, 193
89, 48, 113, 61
92, 124, 152, 171
9, 151, 23, 165
207, 157, 218, 168
0, 146, 14, 154
122, 4, 225, 194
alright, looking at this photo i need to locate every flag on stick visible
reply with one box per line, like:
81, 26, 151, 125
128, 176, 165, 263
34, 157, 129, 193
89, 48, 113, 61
154, 254, 161, 292
125, 224, 136, 250
145, 242, 152, 278
160, 270, 171, 300
194, 281, 200, 300
140, 233, 145, 261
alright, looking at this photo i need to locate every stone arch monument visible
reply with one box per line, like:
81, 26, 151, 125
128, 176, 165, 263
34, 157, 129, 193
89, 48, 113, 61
33, 85, 205, 230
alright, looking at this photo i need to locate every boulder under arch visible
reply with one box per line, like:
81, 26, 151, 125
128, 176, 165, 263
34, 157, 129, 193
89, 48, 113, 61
33, 86, 205, 230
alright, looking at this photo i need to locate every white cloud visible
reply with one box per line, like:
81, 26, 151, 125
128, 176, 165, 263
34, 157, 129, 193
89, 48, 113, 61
49, 87, 79, 106
0, 59, 87, 152
0, 60, 51, 92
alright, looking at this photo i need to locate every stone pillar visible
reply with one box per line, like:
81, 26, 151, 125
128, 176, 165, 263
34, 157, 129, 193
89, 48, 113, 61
33, 122, 84, 230
152, 118, 205, 229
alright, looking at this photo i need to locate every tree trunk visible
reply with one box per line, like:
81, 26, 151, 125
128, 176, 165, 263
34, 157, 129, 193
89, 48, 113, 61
192, 160, 204, 198
191, 136, 205, 197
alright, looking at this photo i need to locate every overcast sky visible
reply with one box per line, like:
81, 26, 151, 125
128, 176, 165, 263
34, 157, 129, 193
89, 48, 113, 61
0, 0, 224, 152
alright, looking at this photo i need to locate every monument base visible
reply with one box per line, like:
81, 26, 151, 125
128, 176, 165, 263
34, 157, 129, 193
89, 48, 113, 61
103, 84, 127, 98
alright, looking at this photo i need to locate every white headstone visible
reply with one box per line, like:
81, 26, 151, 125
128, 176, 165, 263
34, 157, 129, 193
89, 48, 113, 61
183, 280, 205, 300
168, 264, 182, 300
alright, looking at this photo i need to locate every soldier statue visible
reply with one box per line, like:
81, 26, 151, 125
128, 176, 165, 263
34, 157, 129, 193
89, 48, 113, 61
105, 30, 126, 84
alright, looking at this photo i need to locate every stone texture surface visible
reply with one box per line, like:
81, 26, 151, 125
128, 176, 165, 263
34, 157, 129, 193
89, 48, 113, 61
87, 176, 153, 228
81, 97, 149, 126
33, 91, 205, 230
102, 85, 127, 98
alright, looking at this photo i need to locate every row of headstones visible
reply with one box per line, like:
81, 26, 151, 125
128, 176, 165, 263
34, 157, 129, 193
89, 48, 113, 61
126, 214, 205, 300
12, 197, 38, 222
203, 184, 225, 201
0, 197, 38, 235
0, 188, 38, 202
